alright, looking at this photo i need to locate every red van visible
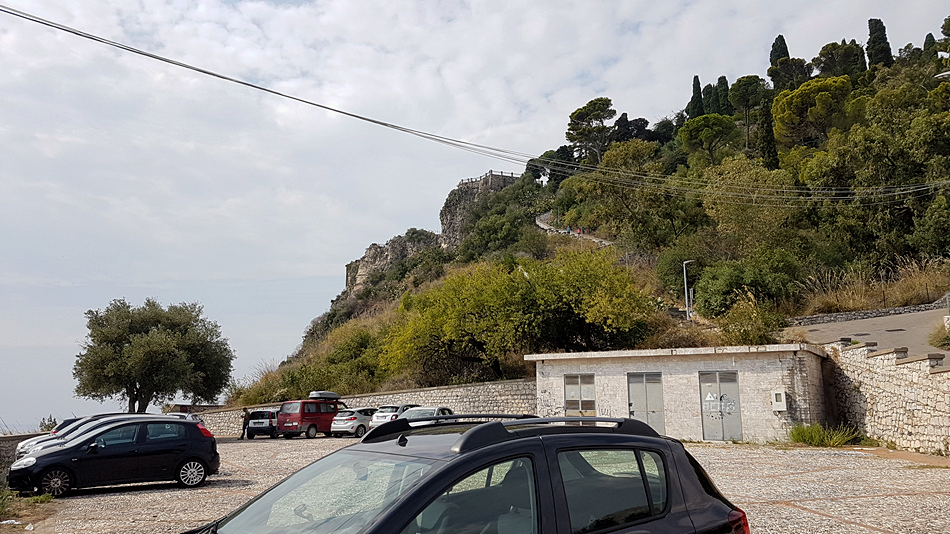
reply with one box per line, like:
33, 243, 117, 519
277, 391, 346, 439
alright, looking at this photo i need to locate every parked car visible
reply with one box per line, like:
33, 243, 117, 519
277, 391, 346, 439
181, 415, 749, 534
329, 407, 377, 438
368, 403, 420, 430
7, 416, 220, 497
15, 412, 169, 459
397, 406, 455, 426
245, 408, 280, 439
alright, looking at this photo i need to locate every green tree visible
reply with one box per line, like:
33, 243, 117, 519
566, 97, 617, 165
866, 18, 894, 67
770, 35, 790, 67
687, 75, 705, 119
678, 113, 738, 165
729, 75, 766, 149
755, 100, 780, 169
909, 195, 950, 255
702, 83, 721, 115
943, 15, 950, 40
768, 57, 814, 92
74, 298, 235, 412
717, 76, 734, 115
813, 40, 867, 78
773, 75, 853, 147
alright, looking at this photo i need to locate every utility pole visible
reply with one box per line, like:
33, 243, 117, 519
683, 260, 695, 320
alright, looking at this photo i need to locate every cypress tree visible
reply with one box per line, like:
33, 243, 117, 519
702, 83, 721, 115
686, 75, 706, 120
717, 76, 734, 115
770, 35, 790, 67
866, 18, 894, 67
755, 101, 779, 170
924, 33, 936, 51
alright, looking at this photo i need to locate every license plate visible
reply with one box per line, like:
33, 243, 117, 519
251, 421, 265, 426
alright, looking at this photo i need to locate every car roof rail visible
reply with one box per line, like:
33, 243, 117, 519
361, 414, 538, 443
450, 416, 661, 453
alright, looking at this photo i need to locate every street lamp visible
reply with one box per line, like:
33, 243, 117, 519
683, 260, 695, 320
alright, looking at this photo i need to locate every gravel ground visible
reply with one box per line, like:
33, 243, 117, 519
26, 437, 950, 534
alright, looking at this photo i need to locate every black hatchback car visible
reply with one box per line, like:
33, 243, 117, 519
182, 415, 748, 534
7, 416, 220, 496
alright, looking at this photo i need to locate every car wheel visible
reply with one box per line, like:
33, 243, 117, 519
247, 433, 255, 440
305, 425, 318, 439
39, 467, 73, 497
354, 425, 366, 438
177, 459, 208, 487
269, 429, 279, 439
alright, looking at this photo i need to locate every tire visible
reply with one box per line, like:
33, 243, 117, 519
39, 467, 73, 497
269, 429, 279, 439
305, 425, 318, 439
176, 459, 208, 487
354, 425, 366, 438
247, 433, 255, 440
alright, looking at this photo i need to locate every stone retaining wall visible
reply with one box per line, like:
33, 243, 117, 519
198, 379, 537, 437
825, 339, 950, 454
789, 293, 950, 326
0, 433, 43, 479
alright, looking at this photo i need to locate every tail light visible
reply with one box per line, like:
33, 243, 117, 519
727, 509, 750, 534
197, 423, 215, 438
390, 414, 398, 421
345, 416, 357, 421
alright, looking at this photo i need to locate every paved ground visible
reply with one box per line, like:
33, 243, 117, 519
793, 307, 948, 356
21, 436, 950, 534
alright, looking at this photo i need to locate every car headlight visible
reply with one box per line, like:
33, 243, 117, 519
10, 456, 36, 470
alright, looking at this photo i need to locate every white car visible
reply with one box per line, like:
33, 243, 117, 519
330, 407, 377, 438
397, 406, 456, 426
368, 404, 420, 430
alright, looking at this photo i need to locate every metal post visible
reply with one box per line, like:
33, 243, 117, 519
683, 260, 695, 320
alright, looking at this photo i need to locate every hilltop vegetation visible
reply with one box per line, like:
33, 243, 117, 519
228, 15, 950, 405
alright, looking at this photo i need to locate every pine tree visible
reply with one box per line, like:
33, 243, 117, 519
770, 35, 790, 67
686, 75, 706, 120
866, 18, 894, 67
717, 76, 734, 115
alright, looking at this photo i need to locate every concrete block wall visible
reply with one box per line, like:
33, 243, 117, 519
827, 340, 950, 454
198, 379, 537, 438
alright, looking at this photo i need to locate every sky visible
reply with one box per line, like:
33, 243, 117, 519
0, 0, 946, 432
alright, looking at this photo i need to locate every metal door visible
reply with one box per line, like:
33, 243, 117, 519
627, 373, 665, 434
699, 371, 742, 441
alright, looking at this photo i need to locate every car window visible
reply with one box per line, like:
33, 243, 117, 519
357, 409, 375, 416
216, 450, 437, 534
321, 403, 335, 413
250, 411, 273, 420
557, 449, 668, 533
95, 424, 140, 448
146, 422, 187, 441
377, 406, 399, 414
401, 457, 537, 534
336, 410, 355, 417
281, 402, 301, 414
305, 403, 318, 413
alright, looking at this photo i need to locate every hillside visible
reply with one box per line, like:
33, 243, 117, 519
227, 15, 950, 405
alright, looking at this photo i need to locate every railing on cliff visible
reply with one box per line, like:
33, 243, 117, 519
457, 170, 519, 187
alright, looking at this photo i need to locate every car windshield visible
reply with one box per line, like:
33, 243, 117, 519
281, 402, 301, 414
216, 449, 440, 534
376, 406, 399, 414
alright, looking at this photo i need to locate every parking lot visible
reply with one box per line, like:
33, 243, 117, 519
21, 437, 950, 534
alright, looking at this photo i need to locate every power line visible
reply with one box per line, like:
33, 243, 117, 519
0, 4, 944, 207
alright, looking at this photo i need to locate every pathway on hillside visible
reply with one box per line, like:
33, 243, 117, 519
535, 211, 613, 246
793, 307, 948, 357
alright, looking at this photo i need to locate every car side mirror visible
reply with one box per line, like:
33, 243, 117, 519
87, 442, 99, 454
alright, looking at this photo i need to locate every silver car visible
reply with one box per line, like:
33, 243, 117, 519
330, 407, 377, 438
368, 404, 420, 430
397, 406, 456, 426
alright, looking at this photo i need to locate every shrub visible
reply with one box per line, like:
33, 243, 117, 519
789, 423, 863, 447
717, 291, 786, 345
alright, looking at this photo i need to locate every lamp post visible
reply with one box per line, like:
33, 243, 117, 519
683, 260, 695, 320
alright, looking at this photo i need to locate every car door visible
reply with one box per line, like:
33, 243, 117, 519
542, 434, 694, 534
386, 440, 555, 534
76, 422, 144, 486
137, 421, 192, 480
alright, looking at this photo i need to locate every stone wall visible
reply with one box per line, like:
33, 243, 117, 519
198, 379, 537, 437
826, 339, 950, 454
0, 433, 43, 477
789, 293, 950, 326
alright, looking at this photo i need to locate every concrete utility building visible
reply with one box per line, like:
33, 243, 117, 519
526, 343, 829, 443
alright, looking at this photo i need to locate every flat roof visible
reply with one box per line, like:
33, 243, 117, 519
524, 343, 826, 361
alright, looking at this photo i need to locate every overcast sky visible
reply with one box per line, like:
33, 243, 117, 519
0, 1, 945, 432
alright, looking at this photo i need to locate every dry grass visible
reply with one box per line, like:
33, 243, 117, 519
798, 258, 950, 315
